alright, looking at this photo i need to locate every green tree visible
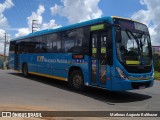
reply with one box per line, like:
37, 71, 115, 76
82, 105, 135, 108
153, 53, 160, 59
154, 60, 160, 72
153, 53, 160, 71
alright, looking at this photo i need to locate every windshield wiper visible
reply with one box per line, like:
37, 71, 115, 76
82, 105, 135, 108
125, 29, 141, 52
139, 32, 146, 49
125, 29, 144, 65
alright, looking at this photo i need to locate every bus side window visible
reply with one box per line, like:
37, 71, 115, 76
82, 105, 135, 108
15, 44, 20, 54
57, 41, 61, 52
63, 29, 85, 53
9, 41, 16, 54
47, 33, 62, 53
75, 39, 82, 47
53, 42, 57, 51
64, 40, 74, 52
46, 42, 53, 52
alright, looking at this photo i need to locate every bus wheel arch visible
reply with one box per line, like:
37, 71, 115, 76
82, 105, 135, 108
22, 62, 29, 77
68, 66, 85, 91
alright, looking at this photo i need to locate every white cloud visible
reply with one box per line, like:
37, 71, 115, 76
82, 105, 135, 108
41, 19, 61, 30
0, 0, 13, 55
0, 29, 5, 55
0, 0, 14, 28
0, 0, 14, 12
0, 29, 5, 41
16, 5, 61, 37
0, 43, 9, 55
0, 15, 8, 28
131, 0, 160, 46
15, 5, 45, 37
132, 10, 150, 25
50, 4, 62, 15
51, 0, 102, 23
15, 28, 30, 37
27, 5, 45, 31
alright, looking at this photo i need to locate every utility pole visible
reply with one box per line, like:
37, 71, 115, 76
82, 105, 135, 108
32, 20, 38, 33
3, 33, 9, 69
4, 33, 7, 62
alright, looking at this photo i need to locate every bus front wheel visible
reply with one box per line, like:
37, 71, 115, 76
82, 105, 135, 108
22, 64, 29, 77
69, 70, 85, 91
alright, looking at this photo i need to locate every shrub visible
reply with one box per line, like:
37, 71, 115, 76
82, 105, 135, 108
154, 60, 160, 72
153, 53, 160, 71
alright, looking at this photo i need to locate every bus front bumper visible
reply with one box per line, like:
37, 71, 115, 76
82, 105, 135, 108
111, 77, 154, 91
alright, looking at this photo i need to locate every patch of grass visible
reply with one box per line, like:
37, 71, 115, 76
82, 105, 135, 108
155, 71, 160, 80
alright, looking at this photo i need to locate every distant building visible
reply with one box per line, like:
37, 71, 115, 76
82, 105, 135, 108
0, 54, 5, 68
152, 46, 160, 55
0, 54, 9, 69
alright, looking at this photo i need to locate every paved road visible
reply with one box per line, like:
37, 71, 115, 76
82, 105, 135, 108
0, 69, 160, 119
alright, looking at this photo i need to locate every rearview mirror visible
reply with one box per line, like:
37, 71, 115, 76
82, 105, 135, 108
115, 29, 122, 43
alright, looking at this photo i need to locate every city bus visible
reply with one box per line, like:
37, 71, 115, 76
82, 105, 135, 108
9, 16, 154, 91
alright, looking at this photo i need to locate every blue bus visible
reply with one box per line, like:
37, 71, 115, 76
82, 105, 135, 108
9, 16, 154, 91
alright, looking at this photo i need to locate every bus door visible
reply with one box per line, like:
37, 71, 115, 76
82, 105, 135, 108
14, 43, 20, 70
90, 31, 110, 87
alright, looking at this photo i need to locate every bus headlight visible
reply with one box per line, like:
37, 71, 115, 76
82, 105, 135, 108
116, 67, 128, 80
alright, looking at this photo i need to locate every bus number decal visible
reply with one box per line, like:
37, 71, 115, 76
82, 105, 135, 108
92, 48, 97, 53
101, 47, 106, 53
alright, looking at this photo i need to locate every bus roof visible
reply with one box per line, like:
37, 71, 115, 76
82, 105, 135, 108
11, 16, 146, 41
112, 16, 146, 26
11, 16, 112, 41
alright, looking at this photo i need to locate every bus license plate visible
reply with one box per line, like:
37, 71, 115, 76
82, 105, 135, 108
139, 86, 145, 89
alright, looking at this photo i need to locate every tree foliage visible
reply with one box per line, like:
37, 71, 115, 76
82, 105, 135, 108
153, 53, 160, 71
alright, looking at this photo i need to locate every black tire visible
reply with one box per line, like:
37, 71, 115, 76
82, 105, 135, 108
69, 70, 85, 91
22, 64, 29, 77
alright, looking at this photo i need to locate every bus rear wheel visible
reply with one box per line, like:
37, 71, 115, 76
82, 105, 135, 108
69, 70, 85, 91
22, 64, 29, 77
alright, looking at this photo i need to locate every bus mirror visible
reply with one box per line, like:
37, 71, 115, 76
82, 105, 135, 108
116, 29, 121, 43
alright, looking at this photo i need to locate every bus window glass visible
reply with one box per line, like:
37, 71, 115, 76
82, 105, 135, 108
64, 40, 74, 52
47, 43, 52, 52
53, 42, 57, 51
76, 39, 82, 46
9, 42, 15, 54
57, 41, 61, 52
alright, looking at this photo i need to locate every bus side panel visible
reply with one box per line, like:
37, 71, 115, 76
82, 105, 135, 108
105, 65, 112, 90
9, 54, 15, 69
51, 53, 70, 79
37, 53, 70, 80
19, 54, 38, 73
70, 55, 90, 85
36, 53, 89, 82
38, 53, 53, 76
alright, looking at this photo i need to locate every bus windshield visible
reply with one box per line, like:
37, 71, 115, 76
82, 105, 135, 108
114, 19, 152, 66
116, 30, 152, 65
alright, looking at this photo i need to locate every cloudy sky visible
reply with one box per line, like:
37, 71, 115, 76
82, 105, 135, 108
0, 0, 160, 55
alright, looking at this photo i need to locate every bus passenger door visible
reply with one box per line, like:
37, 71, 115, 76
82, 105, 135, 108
14, 44, 20, 70
90, 31, 110, 87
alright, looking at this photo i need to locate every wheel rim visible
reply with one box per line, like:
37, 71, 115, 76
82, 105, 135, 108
73, 74, 83, 88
